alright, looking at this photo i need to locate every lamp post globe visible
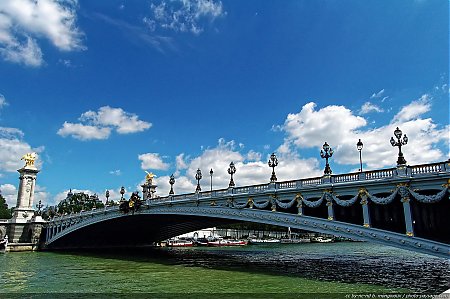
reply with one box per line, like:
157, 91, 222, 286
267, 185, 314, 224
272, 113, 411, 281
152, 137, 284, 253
228, 162, 236, 187
120, 186, 125, 201
268, 153, 278, 182
169, 174, 175, 195
195, 168, 202, 192
390, 127, 408, 166
209, 168, 214, 192
356, 139, 363, 172
320, 142, 334, 175
105, 190, 110, 206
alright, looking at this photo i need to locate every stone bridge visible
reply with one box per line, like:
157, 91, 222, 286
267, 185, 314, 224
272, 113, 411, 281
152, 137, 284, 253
44, 161, 450, 258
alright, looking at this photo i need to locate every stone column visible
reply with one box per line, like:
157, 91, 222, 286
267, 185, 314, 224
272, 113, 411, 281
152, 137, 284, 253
401, 196, 414, 237
360, 195, 371, 228
296, 194, 303, 215
13, 165, 39, 221
326, 200, 334, 220
9, 161, 40, 243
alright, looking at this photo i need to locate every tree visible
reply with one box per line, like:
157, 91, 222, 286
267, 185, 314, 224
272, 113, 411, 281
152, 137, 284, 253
0, 193, 12, 219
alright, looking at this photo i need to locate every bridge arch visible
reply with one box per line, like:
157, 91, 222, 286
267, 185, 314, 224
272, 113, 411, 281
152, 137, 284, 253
46, 205, 449, 259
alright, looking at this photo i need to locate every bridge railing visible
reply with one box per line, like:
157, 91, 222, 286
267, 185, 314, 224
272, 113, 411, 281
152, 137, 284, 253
148, 161, 449, 202
408, 162, 447, 176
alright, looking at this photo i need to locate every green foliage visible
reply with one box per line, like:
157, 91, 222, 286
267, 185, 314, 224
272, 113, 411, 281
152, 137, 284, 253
0, 193, 12, 219
42, 192, 105, 220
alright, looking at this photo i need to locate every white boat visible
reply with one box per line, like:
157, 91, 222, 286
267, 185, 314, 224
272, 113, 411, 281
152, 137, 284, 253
280, 237, 311, 244
248, 238, 281, 245
311, 236, 334, 243
0, 236, 8, 253
166, 238, 194, 247
208, 239, 247, 247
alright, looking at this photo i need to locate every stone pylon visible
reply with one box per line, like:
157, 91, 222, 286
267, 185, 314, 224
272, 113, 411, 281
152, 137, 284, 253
9, 155, 40, 243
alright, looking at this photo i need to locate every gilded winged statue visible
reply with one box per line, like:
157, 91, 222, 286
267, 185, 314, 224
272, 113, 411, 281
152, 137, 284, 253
145, 171, 156, 184
21, 152, 36, 167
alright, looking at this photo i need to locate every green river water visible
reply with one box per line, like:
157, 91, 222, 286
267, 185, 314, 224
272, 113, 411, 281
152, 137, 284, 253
0, 242, 448, 297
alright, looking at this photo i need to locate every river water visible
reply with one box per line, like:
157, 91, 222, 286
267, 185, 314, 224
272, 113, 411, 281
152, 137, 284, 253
0, 242, 448, 297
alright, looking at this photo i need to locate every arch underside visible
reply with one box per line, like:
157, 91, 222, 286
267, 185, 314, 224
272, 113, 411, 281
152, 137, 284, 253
46, 207, 450, 259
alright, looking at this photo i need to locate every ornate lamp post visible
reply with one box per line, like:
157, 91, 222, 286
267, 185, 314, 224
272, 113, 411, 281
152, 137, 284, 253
210, 168, 214, 192
105, 190, 110, 206
35, 199, 43, 216
268, 153, 278, 182
120, 186, 125, 201
228, 162, 236, 187
169, 174, 175, 195
356, 139, 363, 172
195, 168, 202, 192
320, 142, 334, 175
390, 127, 408, 166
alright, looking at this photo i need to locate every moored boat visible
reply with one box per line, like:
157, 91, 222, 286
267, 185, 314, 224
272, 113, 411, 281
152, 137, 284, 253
280, 237, 311, 244
248, 238, 281, 245
166, 239, 194, 247
208, 239, 247, 247
311, 236, 334, 243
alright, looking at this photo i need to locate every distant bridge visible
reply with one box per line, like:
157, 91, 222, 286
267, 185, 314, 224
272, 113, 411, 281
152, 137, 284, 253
45, 161, 450, 258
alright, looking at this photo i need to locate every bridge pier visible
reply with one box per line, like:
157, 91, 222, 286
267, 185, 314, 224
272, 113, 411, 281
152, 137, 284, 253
1, 160, 47, 251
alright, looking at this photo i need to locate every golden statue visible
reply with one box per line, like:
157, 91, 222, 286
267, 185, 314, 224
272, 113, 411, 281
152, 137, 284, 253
21, 152, 36, 167
145, 171, 156, 184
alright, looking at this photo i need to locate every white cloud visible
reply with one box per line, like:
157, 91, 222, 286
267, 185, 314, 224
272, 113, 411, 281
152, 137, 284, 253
391, 94, 431, 123
0, 0, 84, 66
175, 153, 188, 170
370, 89, 385, 99
151, 138, 322, 197
109, 170, 121, 176
280, 99, 448, 170
0, 36, 42, 66
360, 101, 384, 114
0, 94, 7, 109
139, 153, 170, 170
57, 106, 151, 141
57, 122, 111, 141
0, 183, 16, 206
282, 102, 367, 149
246, 150, 262, 161
0, 127, 44, 173
80, 106, 151, 134
144, 0, 226, 35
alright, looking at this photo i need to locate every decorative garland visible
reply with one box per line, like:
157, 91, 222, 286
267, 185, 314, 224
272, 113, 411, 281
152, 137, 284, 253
327, 193, 360, 207
275, 197, 297, 209
228, 186, 448, 210
233, 200, 248, 209
253, 199, 270, 209
366, 189, 398, 205
408, 188, 448, 203
301, 194, 324, 208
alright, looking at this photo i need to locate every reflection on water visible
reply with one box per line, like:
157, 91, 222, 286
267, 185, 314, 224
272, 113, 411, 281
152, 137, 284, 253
0, 242, 448, 294
151, 242, 449, 293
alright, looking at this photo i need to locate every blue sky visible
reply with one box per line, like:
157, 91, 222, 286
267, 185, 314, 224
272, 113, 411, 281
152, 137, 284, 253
0, 0, 448, 206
